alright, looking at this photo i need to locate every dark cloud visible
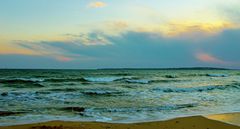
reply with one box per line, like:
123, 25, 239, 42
2, 29, 240, 69
198, 29, 240, 61
0, 55, 59, 69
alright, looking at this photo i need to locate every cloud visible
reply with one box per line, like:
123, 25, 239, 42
194, 29, 240, 67
65, 32, 111, 46
110, 21, 128, 29
12, 31, 196, 68
104, 21, 129, 34
0, 43, 36, 55
87, 20, 237, 39
196, 52, 225, 64
15, 40, 97, 62
218, 4, 240, 24
89, 1, 106, 8
55, 56, 73, 62
7, 32, 113, 63
0, 54, 84, 69
14, 41, 77, 62
135, 21, 236, 38
1, 28, 240, 69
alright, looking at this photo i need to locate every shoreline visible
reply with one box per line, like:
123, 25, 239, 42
0, 113, 239, 129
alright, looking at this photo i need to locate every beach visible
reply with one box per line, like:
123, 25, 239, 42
0, 113, 240, 129
2, 0, 240, 128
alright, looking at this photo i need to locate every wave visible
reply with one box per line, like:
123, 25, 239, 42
85, 103, 198, 113
0, 77, 156, 85
61, 107, 85, 112
44, 78, 87, 83
206, 74, 228, 77
109, 73, 131, 76
44, 77, 128, 83
0, 78, 44, 88
125, 78, 187, 84
151, 79, 185, 83
83, 77, 125, 83
0, 111, 27, 116
165, 75, 177, 78
125, 79, 150, 84
175, 73, 229, 78
40, 76, 151, 84
81, 89, 124, 96
0, 78, 44, 83
152, 84, 240, 93
47, 88, 79, 92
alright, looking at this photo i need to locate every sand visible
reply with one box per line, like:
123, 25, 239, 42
206, 113, 240, 126
0, 113, 239, 129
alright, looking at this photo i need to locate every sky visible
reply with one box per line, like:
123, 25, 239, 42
0, 0, 240, 69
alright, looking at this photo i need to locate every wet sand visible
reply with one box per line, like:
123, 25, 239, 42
206, 112, 240, 126
0, 113, 240, 129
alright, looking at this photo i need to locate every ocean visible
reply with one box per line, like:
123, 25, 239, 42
0, 69, 240, 126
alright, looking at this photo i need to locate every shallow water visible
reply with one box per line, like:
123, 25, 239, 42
0, 69, 240, 126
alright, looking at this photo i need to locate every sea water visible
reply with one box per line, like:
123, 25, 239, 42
0, 69, 240, 126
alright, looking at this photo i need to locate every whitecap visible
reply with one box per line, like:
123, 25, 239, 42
84, 77, 124, 82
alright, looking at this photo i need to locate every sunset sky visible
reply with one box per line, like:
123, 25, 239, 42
0, 0, 240, 69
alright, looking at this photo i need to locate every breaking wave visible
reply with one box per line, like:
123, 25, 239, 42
83, 77, 125, 82
44, 78, 87, 82
0, 77, 189, 85
85, 103, 198, 113
0, 78, 44, 88
125, 79, 150, 84
81, 89, 124, 96
0, 78, 44, 83
152, 84, 240, 93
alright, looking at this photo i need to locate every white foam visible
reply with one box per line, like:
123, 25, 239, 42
84, 77, 123, 82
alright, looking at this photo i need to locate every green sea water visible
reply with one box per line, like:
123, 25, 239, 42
0, 69, 240, 126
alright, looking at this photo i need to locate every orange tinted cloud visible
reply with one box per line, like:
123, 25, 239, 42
196, 53, 225, 64
55, 56, 73, 62
0, 42, 75, 62
0, 44, 37, 55
89, 1, 106, 8
112, 21, 128, 29
136, 21, 236, 37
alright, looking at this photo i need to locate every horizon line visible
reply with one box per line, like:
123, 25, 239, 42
0, 67, 237, 70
